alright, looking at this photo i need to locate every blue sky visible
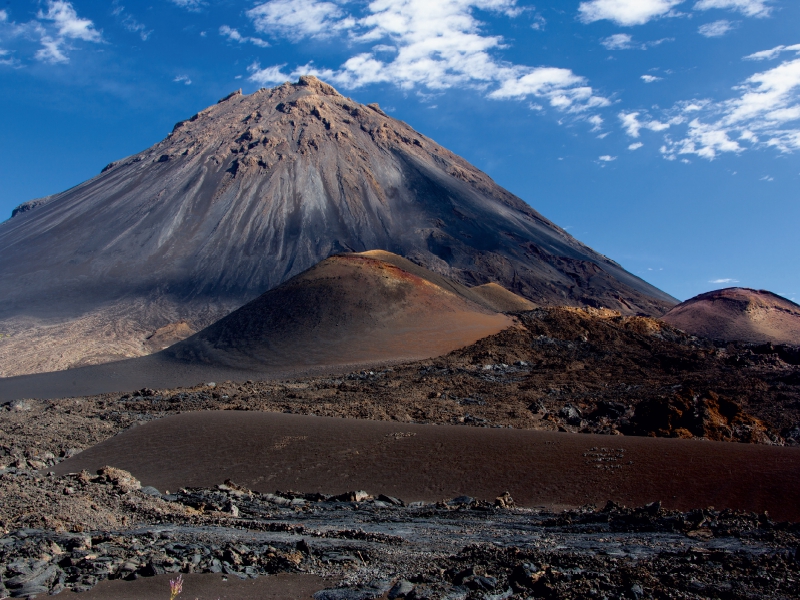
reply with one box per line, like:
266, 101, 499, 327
0, 0, 798, 302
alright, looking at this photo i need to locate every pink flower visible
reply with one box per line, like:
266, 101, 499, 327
169, 574, 184, 600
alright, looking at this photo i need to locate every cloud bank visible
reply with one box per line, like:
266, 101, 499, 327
246, 0, 608, 116
610, 50, 800, 159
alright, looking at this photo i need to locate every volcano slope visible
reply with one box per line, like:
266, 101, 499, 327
662, 287, 800, 345
0, 75, 674, 377
167, 251, 515, 369
0, 252, 516, 400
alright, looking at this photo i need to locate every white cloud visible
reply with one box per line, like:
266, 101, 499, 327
759, 175, 774, 181
588, 115, 604, 131
601, 33, 633, 50
698, 19, 736, 37
38, 1, 101, 42
112, 3, 152, 41
0, 2, 104, 65
245, 1, 608, 117
629, 142, 644, 149
693, 0, 772, 18
0, 48, 15, 66
578, 0, 683, 26
745, 44, 800, 61
531, 14, 546, 30
723, 59, 800, 127
35, 37, 68, 63
635, 56, 800, 159
598, 154, 617, 161
248, 62, 292, 85
489, 68, 610, 113
709, 278, 739, 283
619, 111, 672, 137
247, 0, 351, 39
169, 0, 206, 11
663, 118, 743, 158
174, 74, 192, 85
220, 25, 269, 48
641, 74, 662, 83
15, 1, 103, 64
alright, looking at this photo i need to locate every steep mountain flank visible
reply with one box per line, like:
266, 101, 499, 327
0, 76, 675, 375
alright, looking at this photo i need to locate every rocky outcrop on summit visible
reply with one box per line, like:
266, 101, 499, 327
662, 288, 800, 345
0, 76, 674, 375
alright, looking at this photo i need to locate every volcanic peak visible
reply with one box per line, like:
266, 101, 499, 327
0, 76, 676, 376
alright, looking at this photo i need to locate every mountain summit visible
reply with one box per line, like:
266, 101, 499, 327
0, 76, 675, 375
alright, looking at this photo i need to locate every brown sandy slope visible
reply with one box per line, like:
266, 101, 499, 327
471, 282, 537, 313
0, 76, 674, 376
0, 253, 512, 399
662, 287, 800, 345
167, 252, 513, 369
53, 411, 800, 521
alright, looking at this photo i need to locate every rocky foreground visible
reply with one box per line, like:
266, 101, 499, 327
2, 307, 799, 597
1, 465, 799, 599
2, 308, 798, 468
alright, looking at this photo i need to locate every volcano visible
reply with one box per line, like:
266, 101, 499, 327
0, 252, 517, 400
167, 251, 515, 369
661, 288, 800, 345
0, 76, 675, 376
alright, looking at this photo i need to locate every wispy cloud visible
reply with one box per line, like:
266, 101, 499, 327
247, 0, 352, 40
0, 47, 17, 67
169, 0, 206, 11
112, 2, 152, 41
602, 33, 633, 50
698, 19, 737, 37
598, 154, 617, 161
246, 0, 608, 117
220, 25, 269, 48
709, 278, 739, 283
629, 142, 644, 149
745, 44, 800, 61
0, 2, 103, 65
579, 0, 683, 26
248, 62, 291, 85
38, 1, 101, 43
33, 1, 102, 64
173, 74, 192, 85
579, 0, 772, 26
601, 33, 673, 50
659, 57, 800, 158
693, 0, 772, 18
641, 74, 662, 83
620, 111, 672, 137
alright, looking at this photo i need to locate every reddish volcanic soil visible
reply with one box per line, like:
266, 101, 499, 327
167, 252, 514, 370
53, 411, 800, 521
69, 572, 327, 600
0, 252, 515, 400
662, 287, 800, 345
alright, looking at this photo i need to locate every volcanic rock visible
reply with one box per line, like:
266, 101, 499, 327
0, 76, 674, 376
662, 288, 800, 345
